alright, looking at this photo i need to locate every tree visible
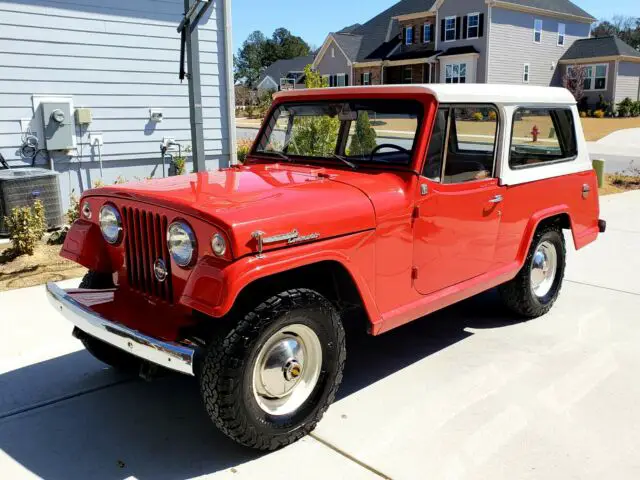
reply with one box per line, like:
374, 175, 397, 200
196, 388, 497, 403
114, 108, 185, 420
592, 16, 640, 49
349, 112, 377, 156
563, 64, 587, 103
288, 65, 340, 157
235, 28, 311, 87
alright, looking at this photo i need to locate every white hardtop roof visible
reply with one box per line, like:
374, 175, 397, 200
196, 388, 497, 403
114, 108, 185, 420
275, 84, 577, 105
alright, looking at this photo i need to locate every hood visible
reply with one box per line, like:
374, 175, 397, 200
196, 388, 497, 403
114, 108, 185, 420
89, 163, 377, 258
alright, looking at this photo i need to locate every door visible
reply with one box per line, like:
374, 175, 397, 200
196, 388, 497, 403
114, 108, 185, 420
413, 105, 505, 295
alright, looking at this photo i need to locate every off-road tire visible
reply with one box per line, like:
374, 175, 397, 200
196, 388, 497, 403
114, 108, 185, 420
499, 224, 566, 318
199, 288, 346, 451
77, 270, 140, 373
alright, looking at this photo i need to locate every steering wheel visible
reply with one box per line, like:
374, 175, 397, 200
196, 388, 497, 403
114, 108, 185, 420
370, 143, 410, 162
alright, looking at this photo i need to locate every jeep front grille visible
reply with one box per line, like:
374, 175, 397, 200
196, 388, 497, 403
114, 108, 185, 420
121, 207, 173, 303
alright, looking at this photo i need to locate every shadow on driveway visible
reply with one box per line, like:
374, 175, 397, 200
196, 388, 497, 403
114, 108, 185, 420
0, 290, 526, 479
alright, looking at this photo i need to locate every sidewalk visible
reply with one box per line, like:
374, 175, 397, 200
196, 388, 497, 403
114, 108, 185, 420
1, 192, 640, 479
587, 128, 640, 173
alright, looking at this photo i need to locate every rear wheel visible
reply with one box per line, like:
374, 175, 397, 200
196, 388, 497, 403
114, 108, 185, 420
499, 225, 566, 318
199, 289, 346, 451
77, 271, 140, 373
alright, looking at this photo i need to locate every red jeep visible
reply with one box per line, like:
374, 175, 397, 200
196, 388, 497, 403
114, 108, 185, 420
48, 85, 604, 450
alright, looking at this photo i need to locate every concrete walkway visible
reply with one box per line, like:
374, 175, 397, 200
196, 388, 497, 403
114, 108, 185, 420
587, 128, 640, 173
1, 192, 640, 479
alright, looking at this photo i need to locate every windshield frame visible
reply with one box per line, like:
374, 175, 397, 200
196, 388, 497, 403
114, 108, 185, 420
249, 97, 426, 172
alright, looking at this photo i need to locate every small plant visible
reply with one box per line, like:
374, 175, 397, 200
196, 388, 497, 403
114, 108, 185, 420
472, 111, 484, 121
593, 109, 605, 119
113, 176, 127, 185
617, 97, 633, 117
579, 111, 587, 118
67, 190, 80, 225
237, 138, 253, 163
92, 179, 105, 188
488, 110, 497, 121
4, 200, 46, 256
172, 145, 191, 176
245, 104, 256, 119
631, 101, 640, 117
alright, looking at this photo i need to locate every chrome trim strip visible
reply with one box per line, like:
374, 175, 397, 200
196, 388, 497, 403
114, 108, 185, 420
46, 282, 196, 376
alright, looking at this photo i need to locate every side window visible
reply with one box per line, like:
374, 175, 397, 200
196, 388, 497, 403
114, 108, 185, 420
510, 108, 577, 168
422, 105, 499, 184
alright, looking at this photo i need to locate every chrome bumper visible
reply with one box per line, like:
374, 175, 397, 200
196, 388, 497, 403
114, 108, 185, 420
46, 282, 197, 376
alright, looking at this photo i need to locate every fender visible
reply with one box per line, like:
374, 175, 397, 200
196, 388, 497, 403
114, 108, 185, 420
60, 220, 113, 273
516, 205, 573, 267
180, 230, 381, 323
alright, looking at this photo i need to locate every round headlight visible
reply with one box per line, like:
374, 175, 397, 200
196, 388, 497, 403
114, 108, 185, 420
99, 205, 122, 244
211, 233, 227, 257
167, 221, 196, 267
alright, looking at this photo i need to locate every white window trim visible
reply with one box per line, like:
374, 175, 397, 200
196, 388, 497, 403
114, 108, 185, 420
444, 62, 467, 84
445, 16, 457, 42
557, 23, 566, 46
534, 19, 543, 44
423, 23, 432, 43
571, 63, 608, 91
467, 12, 480, 39
404, 66, 413, 84
336, 73, 347, 87
363, 72, 371, 85
331, 47, 335, 58
405, 26, 414, 45
523, 63, 530, 83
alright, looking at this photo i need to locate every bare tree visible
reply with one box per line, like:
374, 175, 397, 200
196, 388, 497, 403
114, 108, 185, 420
563, 64, 587, 103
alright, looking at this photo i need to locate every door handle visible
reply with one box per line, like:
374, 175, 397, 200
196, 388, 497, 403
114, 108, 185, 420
489, 195, 503, 204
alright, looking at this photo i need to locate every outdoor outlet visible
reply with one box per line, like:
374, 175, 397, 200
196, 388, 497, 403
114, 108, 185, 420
150, 109, 164, 123
90, 133, 104, 146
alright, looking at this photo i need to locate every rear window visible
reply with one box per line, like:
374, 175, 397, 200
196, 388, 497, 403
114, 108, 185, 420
509, 108, 577, 168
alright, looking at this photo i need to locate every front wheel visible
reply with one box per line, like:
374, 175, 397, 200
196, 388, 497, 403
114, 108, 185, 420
499, 225, 566, 318
199, 289, 346, 451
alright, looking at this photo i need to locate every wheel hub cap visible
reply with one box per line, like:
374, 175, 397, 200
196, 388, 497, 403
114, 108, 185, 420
253, 324, 322, 416
530, 241, 558, 298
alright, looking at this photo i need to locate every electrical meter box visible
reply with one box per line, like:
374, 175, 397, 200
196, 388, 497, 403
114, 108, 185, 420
41, 102, 74, 150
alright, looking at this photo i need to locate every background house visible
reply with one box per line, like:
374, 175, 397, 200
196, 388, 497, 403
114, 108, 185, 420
312, 0, 597, 90
0, 0, 234, 209
256, 54, 315, 93
559, 36, 640, 106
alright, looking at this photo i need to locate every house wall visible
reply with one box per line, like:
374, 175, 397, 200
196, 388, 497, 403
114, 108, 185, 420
353, 66, 384, 86
437, 0, 489, 82
616, 61, 640, 103
0, 0, 231, 209
398, 14, 436, 54
488, 8, 591, 86
560, 61, 616, 107
315, 37, 351, 82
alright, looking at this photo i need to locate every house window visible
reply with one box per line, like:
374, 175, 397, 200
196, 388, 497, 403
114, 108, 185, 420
558, 23, 566, 46
445, 63, 467, 83
404, 67, 413, 84
571, 64, 608, 91
331, 47, 335, 58
523, 64, 530, 83
445, 17, 456, 41
423, 23, 432, 43
534, 19, 543, 43
467, 13, 480, 39
363, 72, 371, 86
337, 73, 347, 87
510, 108, 577, 168
406, 26, 414, 45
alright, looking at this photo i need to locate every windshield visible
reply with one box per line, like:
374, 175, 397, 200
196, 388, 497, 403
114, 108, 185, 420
255, 100, 423, 167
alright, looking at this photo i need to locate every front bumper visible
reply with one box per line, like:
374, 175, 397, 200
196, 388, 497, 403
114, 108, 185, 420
46, 283, 197, 376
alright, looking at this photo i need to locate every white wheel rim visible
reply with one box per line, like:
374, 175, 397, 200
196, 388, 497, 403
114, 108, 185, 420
530, 240, 558, 298
252, 324, 322, 416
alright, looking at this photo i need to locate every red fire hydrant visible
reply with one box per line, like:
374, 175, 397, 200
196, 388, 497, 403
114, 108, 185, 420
531, 125, 540, 142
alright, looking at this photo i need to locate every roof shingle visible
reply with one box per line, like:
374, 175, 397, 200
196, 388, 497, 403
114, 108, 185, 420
561, 36, 640, 61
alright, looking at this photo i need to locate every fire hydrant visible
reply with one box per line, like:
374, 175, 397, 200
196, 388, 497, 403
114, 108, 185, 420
531, 125, 540, 142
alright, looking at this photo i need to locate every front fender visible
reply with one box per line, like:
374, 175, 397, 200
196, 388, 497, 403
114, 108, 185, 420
179, 230, 380, 323
61, 220, 112, 273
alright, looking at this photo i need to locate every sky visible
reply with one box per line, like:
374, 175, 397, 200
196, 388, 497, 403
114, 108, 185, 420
231, 0, 639, 53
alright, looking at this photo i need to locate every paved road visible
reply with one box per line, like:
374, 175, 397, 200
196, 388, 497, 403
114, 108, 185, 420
1, 191, 639, 479
239, 126, 639, 173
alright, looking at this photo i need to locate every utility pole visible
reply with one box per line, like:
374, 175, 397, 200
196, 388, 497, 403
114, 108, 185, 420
178, 0, 212, 172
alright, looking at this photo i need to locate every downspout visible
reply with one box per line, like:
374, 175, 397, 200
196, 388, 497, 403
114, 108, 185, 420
486, 3, 492, 84
223, 0, 238, 165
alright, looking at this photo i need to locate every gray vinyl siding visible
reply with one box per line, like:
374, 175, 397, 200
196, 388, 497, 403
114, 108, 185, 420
616, 62, 640, 103
315, 38, 352, 82
437, 0, 488, 82
0, 0, 230, 208
488, 7, 591, 86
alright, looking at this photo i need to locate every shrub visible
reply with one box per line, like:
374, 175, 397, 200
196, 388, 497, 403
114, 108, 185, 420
577, 96, 589, 114
237, 138, 253, 163
4, 200, 46, 256
245, 104, 256, 119
349, 111, 378, 156
113, 176, 127, 185
579, 111, 587, 118
631, 101, 640, 117
617, 97, 633, 117
593, 109, 605, 118
472, 111, 484, 121
596, 94, 613, 116
67, 191, 80, 225
488, 110, 497, 121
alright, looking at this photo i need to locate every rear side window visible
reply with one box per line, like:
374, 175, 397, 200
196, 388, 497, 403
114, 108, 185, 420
510, 108, 577, 168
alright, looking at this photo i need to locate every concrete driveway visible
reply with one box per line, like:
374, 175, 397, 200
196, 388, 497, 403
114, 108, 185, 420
1, 191, 639, 479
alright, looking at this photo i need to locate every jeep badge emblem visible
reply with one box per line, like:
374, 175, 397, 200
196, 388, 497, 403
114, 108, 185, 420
154, 259, 168, 282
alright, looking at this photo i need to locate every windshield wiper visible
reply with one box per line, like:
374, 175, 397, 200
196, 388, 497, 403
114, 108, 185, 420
328, 153, 358, 170
271, 151, 293, 163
